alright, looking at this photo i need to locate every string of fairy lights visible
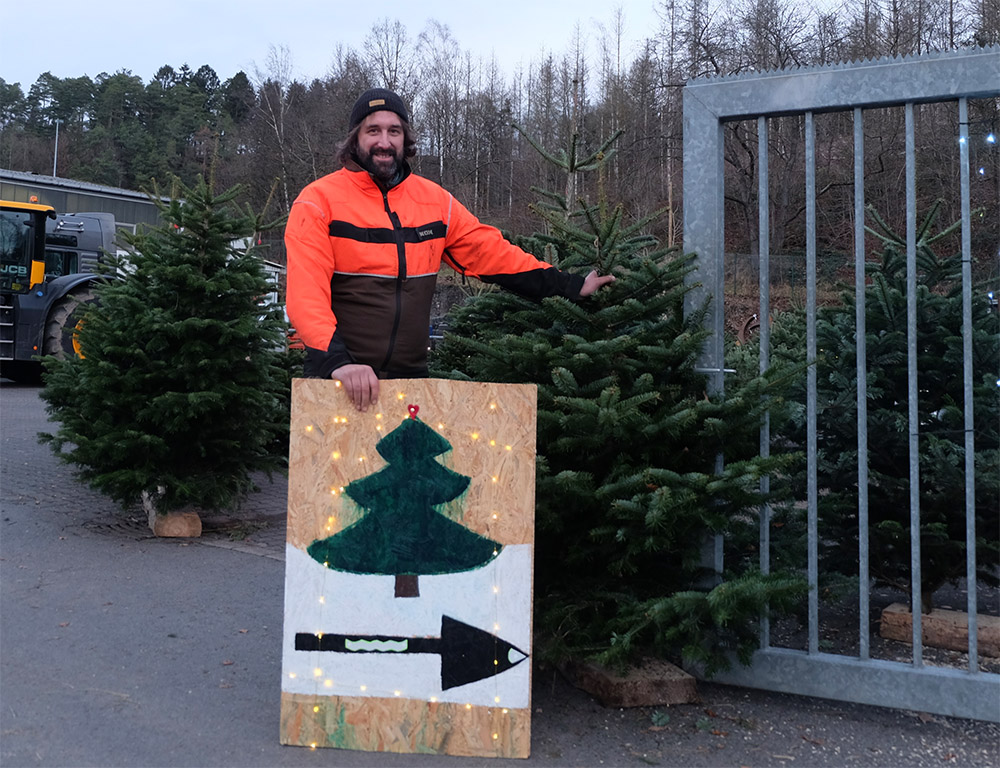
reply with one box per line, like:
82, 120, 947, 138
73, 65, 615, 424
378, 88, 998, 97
289, 384, 524, 748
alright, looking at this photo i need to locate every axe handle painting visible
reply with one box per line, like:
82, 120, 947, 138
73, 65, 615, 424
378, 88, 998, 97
280, 378, 537, 759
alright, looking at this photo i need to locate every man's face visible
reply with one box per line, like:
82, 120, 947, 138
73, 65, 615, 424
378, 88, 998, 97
356, 111, 405, 182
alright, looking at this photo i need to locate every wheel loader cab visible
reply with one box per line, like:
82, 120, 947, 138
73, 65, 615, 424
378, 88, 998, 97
0, 201, 117, 383
0, 201, 54, 294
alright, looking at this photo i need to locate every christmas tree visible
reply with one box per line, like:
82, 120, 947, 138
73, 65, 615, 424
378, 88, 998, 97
39, 178, 291, 517
307, 405, 502, 597
764, 203, 999, 611
431, 128, 804, 673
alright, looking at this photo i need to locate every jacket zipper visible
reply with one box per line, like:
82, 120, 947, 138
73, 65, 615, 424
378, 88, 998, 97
378, 189, 406, 374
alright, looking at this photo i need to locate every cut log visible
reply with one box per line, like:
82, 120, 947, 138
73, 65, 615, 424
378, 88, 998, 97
141, 490, 202, 537
561, 657, 698, 708
879, 603, 999, 658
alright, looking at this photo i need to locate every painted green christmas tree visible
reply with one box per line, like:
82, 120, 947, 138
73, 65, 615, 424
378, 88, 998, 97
307, 407, 502, 597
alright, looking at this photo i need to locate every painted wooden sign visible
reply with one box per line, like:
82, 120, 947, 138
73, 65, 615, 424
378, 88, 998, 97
280, 378, 537, 759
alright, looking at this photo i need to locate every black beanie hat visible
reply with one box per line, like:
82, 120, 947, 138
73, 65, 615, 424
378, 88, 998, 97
349, 88, 409, 129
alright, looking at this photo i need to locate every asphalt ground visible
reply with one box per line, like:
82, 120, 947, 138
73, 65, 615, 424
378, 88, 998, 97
2, 378, 998, 767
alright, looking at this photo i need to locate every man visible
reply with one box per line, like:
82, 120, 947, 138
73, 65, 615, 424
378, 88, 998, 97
285, 87, 614, 411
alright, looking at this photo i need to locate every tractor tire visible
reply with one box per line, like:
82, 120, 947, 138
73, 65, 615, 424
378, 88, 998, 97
43, 287, 98, 360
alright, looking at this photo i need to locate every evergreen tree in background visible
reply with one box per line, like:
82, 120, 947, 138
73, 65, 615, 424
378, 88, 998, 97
764, 203, 1000, 612
39, 178, 292, 515
431, 128, 805, 673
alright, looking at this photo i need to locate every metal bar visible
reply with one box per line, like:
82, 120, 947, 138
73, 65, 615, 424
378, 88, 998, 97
682, 89, 726, 396
701, 648, 1000, 722
958, 98, 979, 673
682, 89, 728, 585
805, 111, 819, 656
854, 106, 871, 661
684, 47, 1000, 121
905, 102, 923, 666
758, 115, 772, 649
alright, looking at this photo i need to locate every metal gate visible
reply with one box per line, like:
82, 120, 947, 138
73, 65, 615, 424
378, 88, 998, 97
682, 46, 999, 721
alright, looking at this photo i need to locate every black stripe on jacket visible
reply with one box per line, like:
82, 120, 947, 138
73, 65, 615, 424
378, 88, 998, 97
328, 220, 447, 244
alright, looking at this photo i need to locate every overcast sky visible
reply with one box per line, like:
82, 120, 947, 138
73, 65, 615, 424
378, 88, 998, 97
1, 0, 662, 92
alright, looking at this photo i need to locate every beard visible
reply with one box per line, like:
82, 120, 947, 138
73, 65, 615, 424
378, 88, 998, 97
358, 145, 402, 182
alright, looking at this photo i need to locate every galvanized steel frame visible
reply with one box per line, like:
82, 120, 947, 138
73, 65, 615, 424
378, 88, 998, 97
682, 46, 1000, 722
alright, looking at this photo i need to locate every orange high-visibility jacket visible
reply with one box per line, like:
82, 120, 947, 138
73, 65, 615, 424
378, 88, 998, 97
285, 164, 584, 378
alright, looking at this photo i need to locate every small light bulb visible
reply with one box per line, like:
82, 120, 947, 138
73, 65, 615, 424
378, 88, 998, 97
471, 432, 479, 440
376, 413, 383, 420
438, 423, 445, 430
360, 685, 367, 691
289, 672, 297, 679
324, 679, 333, 688
313, 705, 320, 713
310, 743, 317, 750
397, 392, 404, 400
493, 733, 499, 740
394, 690, 401, 697
465, 703, 472, 710
319, 596, 325, 604
306, 425, 313, 432
335, 380, 342, 388
490, 439, 496, 446
313, 668, 322, 677
494, 696, 501, 703
429, 696, 437, 702
332, 451, 340, 460
492, 476, 498, 483
502, 708, 509, 714
505, 445, 512, 451
987, 133, 996, 144
490, 403, 497, 410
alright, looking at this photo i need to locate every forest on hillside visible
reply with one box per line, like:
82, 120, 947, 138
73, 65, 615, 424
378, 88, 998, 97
1, 0, 997, 282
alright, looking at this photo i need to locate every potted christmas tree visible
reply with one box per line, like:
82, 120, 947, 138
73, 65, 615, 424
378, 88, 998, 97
39, 178, 291, 536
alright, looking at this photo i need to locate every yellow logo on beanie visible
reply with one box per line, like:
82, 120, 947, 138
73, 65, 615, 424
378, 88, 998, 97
368, 98, 386, 108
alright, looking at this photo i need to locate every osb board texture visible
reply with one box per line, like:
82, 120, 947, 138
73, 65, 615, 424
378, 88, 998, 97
282, 377, 537, 759
287, 378, 537, 550
280, 693, 530, 758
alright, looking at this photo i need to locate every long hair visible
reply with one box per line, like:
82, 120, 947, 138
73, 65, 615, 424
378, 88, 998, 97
336, 119, 418, 168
